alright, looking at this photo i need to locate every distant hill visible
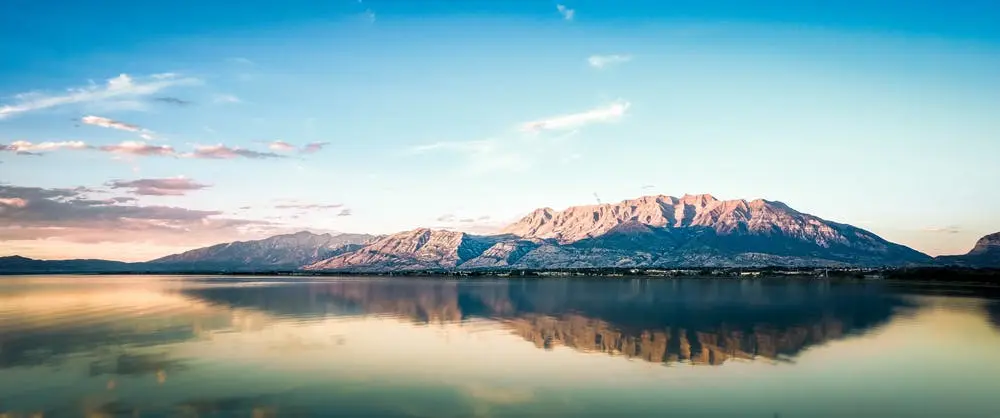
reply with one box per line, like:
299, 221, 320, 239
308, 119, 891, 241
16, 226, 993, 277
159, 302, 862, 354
936, 232, 1000, 268
149, 231, 375, 270
0, 255, 135, 274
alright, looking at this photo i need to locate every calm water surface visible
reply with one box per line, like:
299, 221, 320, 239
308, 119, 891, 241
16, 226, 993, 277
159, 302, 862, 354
1, 276, 999, 417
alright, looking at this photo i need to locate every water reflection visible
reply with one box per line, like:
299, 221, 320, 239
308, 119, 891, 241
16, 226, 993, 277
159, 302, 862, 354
0, 284, 231, 370
180, 279, 913, 366
2, 276, 999, 418
986, 300, 1000, 330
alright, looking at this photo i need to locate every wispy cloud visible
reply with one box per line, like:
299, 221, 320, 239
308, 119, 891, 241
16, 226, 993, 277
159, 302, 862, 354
410, 139, 530, 174
3, 139, 294, 160
81, 115, 141, 132
213, 94, 241, 104
152, 97, 191, 106
411, 140, 494, 154
227, 57, 255, 66
1, 140, 90, 154
265, 140, 328, 154
588, 54, 632, 69
81, 115, 157, 140
0, 73, 200, 119
556, 4, 575, 21
107, 177, 211, 196
411, 115, 587, 175
922, 225, 962, 234
337, 208, 353, 217
301, 141, 329, 154
520, 100, 630, 133
186, 144, 284, 159
274, 203, 344, 210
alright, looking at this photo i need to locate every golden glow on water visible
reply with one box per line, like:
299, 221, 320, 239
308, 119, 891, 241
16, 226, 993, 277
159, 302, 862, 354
0, 276, 998, 417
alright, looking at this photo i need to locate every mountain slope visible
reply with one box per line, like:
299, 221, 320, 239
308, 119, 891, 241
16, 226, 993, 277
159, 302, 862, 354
306, 194, 930, 271
936, 232, 1000, 267
303, 228, 499, 271
151, 231, 374, 269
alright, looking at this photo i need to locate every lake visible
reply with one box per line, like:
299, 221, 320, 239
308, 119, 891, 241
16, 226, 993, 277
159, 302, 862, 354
1, 276, 998, 417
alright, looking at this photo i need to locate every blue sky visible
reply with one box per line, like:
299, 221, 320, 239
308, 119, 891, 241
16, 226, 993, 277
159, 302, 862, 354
1, 0, 999, 260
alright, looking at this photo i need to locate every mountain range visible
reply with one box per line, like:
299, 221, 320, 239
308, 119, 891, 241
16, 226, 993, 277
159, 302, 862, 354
1, 194, 997, 273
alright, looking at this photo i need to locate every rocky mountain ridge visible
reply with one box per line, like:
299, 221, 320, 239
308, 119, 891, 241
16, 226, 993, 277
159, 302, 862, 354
303, 194, 932, 271
936, 232, 1000, 268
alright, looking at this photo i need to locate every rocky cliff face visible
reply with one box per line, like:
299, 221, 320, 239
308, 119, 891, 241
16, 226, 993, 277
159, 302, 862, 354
503, 194, 904, 253
151, 231, 374, 269
969, 232, 1000, 256
305, 194, 929, 271
303, 228, 499, 271
936, 232, 1000, 267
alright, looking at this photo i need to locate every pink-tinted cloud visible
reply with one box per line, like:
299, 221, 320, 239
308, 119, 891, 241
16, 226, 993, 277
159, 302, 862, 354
186, 144, 285, 159
99, 141, 175, 156
301, 141, 330, 154
0, 184, 278, 250
0, 197, 28, 208
1, 140, 90, 154
82, 115, 156, 139
268, 141, 296, 152
107, 177, 211, 196
4, 139, 303, 161
264, 140, 329, 154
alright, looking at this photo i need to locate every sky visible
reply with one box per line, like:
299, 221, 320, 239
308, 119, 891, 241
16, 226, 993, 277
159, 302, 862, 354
1, 0, 999, 260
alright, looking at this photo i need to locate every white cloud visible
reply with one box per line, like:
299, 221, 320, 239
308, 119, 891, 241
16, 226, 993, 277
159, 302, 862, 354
520, 100, 630, 133
588, 54, 632, 69
0, 73, 199, 119
213, 94, 241, 104
556, 4, 575, 21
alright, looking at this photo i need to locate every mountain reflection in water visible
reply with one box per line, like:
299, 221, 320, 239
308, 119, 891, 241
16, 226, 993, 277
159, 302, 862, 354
3, 276, 1000, 418
180, 278, 912, 366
